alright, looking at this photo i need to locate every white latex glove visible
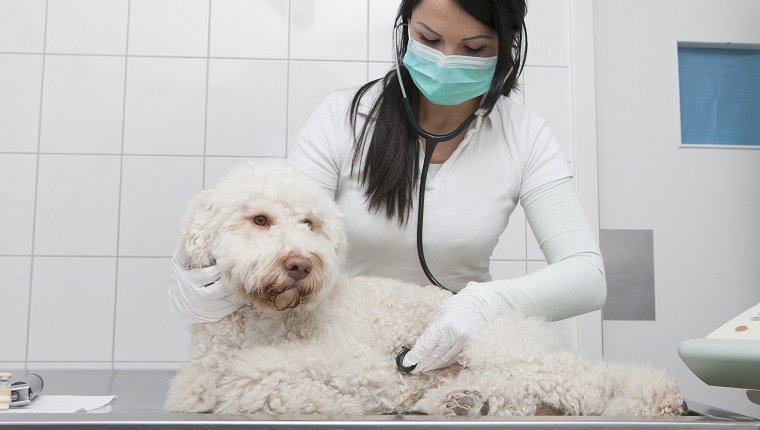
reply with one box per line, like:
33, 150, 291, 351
168, 244, 244, 324
402, 283, 492, 373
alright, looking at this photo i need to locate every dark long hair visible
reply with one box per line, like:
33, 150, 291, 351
349, 0, 528, 226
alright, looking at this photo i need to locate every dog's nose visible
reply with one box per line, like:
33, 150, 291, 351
284, 256, 312, 281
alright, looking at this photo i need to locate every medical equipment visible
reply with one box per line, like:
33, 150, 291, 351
391, 22, 511, 373
7, 373, 44, 408
392, 22, 491, 292
679, 302, 760, 405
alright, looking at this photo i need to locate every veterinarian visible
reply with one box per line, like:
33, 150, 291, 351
170, 0, 607, 374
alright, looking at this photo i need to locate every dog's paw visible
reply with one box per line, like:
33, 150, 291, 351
164, 365, 219, 413
443, 390, 490, 416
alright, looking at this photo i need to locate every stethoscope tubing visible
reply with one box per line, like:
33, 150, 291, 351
393, 22, 481, 293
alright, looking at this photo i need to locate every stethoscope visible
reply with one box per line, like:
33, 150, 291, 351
391, 22, 487, 293
392, 22, 488, 373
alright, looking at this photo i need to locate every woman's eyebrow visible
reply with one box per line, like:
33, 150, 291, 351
461, 34, 494, 41
416, 22, 442, 37
415, 22, 493, 41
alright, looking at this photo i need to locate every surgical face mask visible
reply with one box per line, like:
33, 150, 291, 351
402, 37, 497, 106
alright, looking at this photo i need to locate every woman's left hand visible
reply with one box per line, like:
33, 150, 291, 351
403, 283, 492, 373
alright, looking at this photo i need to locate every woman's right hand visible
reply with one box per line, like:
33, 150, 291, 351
168, 244, 244, 323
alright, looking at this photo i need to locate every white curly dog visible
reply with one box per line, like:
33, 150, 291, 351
165, 160, 685, 417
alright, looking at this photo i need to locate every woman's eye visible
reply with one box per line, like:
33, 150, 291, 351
464, 45, 485, 54
303, 220, 313, 230
252, 215, 269, 226
419, 34, 439, 44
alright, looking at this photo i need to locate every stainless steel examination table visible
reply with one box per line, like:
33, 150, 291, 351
0, 370, 758, 429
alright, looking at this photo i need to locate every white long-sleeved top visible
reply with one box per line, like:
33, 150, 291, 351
168, 83, 606, 323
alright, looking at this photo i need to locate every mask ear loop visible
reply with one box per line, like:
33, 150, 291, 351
392, 22, 410, 100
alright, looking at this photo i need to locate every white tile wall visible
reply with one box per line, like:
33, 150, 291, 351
0, 0, 578, 368
289, 0, 367, 61
27, 257, 117, 362
118, 156, 203, 256
34, 155, 121, 255
286, 60, 367, 149
524, 0, 571, 67
209, 0, 289, 59
114, 258, 190, 362
128, 0, 209, 57
206, 59, 288, 156
45, 0, 129, 55
0, 0, 47, 53
0, 54, 43, 152
368, 0, 399, 62
40, 55, 126, 154
123, 57, 207, 155
0, 257, 32, 362
0, 155, 37, 254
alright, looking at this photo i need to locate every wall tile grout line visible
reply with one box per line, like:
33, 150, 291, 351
24, 0, 50, 370
283, 0, 292, 157
202, 0, 213, 190
109, 0, 132, 370
0, 51, 572, 69
365, 0, 370, 82
0, 152, 282, 158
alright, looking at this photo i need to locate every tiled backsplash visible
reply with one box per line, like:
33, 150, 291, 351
0, 0, 574, 369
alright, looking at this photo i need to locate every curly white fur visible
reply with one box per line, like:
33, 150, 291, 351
165, 159, 685, 417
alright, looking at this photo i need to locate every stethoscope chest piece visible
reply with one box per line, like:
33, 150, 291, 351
395, 347, 417, 373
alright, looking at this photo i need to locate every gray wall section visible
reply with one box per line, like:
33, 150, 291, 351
599, 229, 656, 321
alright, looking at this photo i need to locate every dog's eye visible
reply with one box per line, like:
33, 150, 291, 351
252, 215, 269, 226
303, 219, 313, 230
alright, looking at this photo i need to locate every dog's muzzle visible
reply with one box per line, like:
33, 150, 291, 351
258, 254, 318, 311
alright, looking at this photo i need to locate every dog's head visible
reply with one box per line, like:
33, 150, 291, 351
179, 160, 346, 312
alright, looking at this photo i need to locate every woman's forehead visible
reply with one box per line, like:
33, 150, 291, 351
411, 0, 496, 38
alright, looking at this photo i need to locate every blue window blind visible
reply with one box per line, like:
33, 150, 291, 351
678, 45, 760, 147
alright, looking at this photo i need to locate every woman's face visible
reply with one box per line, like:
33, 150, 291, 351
408, 0, 499, 58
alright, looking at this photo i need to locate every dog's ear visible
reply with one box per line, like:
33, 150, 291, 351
316, 206, 347, 261
179, 189, 217, 268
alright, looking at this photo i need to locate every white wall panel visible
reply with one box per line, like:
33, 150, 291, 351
206, 59, 288, 157
0, 54, 43, 153
368, 61, 392, 82
114, 257, 190, 362
368, 0, 401, 62
118, 156, 203, 257
123, 57, 207, 155
0, 257, 31, 362
128, 0, 209, 57
287, 60, 367, 150
34, 155, 121, 255
525, 0, 571, 66
204, 156, 251, 188
40, 55, 126, 154
0, 155, 36, 254
45, 0, 129, 55
290, 0, 367, 61
27, 257, 117, 361
0, 0, 46, 53
209, 0, 289, 59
